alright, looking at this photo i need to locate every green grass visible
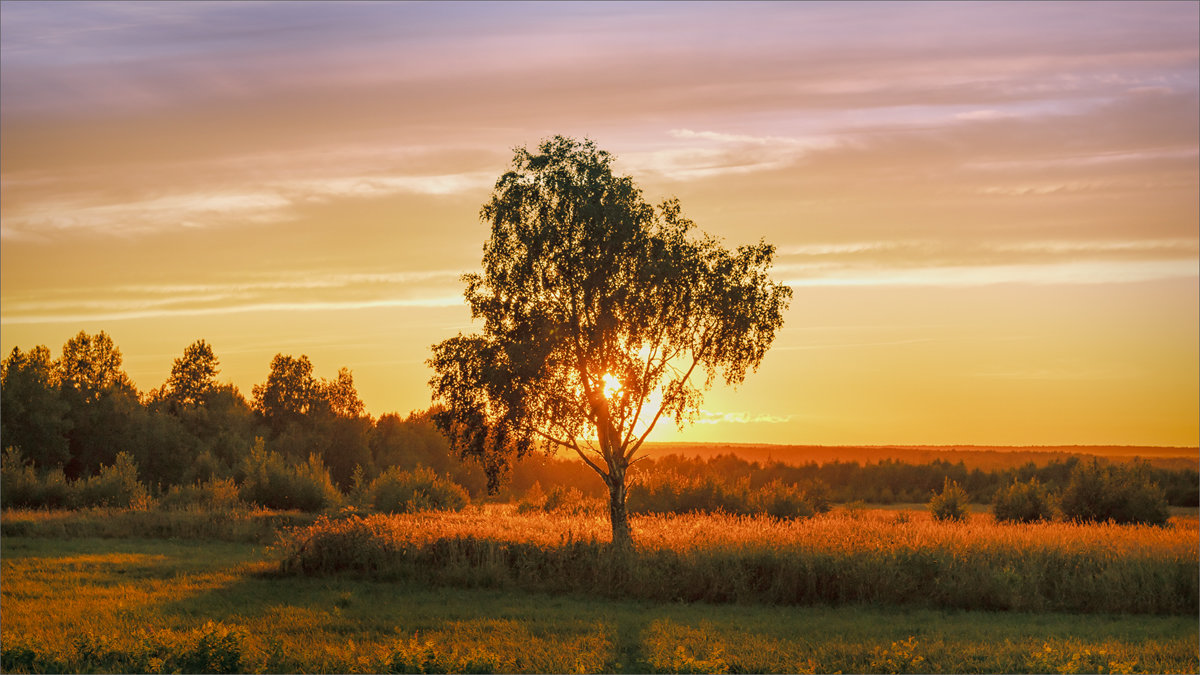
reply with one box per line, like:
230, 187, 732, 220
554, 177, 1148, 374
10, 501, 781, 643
2, 536, 1197, 673
0, 507, 318, 543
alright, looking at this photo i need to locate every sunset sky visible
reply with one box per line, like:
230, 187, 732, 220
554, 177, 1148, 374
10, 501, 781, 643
2, 1, 1197, 447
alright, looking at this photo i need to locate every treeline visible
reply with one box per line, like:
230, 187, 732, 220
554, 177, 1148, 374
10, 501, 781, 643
631, 453, 1199, 508
1, 332, 488, 507
3, 331, 1195, 512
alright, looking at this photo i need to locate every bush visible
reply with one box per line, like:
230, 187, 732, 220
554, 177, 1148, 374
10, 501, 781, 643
751, 480, 817, 519
1, 447, 42, 508
929, 478, 969, 522
628, 472, 824, 519
993, 477, 1055, 523
237, 440, 342, 512
159, 478, 245, 511
368, 466, 468, 514
75, 452, 149, 509
1059, 460, 1169, 526
2, 448, 145, 510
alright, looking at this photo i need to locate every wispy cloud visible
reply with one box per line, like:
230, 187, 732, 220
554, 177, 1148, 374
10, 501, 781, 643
773, 238, 1198, 287
696, 410, 797, 425
0, 270, 468, 324
1, 168, 496, 239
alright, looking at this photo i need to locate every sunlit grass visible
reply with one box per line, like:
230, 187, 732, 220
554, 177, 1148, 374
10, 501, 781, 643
2, 536, 1197, 673
278, 505, 1198, 614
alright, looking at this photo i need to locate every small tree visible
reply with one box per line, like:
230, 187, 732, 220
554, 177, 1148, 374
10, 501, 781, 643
992, 477, 1055, 523
929, 477, 969, 522
429, 136, 791, 548
1059, 459, 1169, 525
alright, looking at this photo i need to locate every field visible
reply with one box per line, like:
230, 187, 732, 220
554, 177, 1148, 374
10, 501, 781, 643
2, 506, 1198, 673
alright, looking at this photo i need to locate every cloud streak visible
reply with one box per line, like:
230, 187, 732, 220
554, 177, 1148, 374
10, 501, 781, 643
0, 270, 469, 324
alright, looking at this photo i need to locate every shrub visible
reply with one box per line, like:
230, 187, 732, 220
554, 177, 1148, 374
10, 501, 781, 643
750, 481, 816, 519
1, 447, 41, 508
76, 452, 149, 509
628, 472, 823, 519
1059, 460, 1169, 526
929, 477, 968, 522
993, 477, 1055, 523
159, 477, 245, 511
515, 481, 547, 514
628, 472, 740, 515
2, 448, 145, 510
238, 440, 341, 512
368, 466, 468, 514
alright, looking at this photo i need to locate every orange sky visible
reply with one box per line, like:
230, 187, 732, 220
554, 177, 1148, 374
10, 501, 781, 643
2, 1, 1197, 446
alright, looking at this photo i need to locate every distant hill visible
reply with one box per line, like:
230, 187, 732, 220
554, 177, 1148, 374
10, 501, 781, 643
636, 443, 1199, 471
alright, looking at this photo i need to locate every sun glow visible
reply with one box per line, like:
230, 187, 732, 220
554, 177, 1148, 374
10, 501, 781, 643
602, 373, 622, 399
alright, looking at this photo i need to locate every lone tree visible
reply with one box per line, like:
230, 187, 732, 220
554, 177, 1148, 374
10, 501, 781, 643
429, 136, 791, 548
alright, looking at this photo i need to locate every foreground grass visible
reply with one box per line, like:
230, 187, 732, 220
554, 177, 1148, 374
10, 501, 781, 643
2, 536, 1197, 673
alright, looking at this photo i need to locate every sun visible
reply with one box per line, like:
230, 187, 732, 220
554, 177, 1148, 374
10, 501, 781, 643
602, 373, 622, 399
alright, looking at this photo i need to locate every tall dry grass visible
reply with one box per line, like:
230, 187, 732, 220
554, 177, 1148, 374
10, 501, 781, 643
278, 506, 1198, 615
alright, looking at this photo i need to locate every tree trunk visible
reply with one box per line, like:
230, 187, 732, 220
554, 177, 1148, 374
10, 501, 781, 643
605, 466, 633, 551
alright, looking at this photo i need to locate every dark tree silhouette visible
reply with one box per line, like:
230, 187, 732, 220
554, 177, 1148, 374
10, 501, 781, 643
1, 345, 70, 468
163, 339, 220, 410
429, 136, 791, 548
252, 354, 317, 432
57, 330, 133, 403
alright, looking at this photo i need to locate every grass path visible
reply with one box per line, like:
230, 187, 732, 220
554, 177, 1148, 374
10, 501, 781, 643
2, 535, 1198, 673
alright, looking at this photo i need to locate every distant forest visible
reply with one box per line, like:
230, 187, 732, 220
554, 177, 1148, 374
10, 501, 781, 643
2, 331, 1196, 508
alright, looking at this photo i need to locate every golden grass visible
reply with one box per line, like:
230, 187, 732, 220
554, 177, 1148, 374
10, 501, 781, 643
278, 506, 1199, 614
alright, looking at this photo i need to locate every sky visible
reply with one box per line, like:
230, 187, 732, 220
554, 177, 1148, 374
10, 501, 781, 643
1, 1, 1197, 447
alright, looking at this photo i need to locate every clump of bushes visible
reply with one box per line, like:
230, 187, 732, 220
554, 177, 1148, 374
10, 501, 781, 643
992, 477, 1055, 523
237, 440, 341, 512
75, 452, 150, 508
158, 477, 245, 511
2, 448, 147, 509
367, 466, 468, 514
1059, 460, 1169, 526
516, 482, 602, 516
627, 472, 829, 519
928, 478, 969, 522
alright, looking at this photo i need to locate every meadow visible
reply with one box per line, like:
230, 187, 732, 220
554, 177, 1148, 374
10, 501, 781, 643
2, 505, 1198, 673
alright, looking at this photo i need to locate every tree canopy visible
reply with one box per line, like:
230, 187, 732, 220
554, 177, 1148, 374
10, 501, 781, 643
429, 136, 792, 546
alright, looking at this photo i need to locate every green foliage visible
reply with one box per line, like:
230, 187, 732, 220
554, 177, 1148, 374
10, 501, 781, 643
368, 466, 469, 514
1060, 460, 1169, 525
1, 345, 71, 469
237, 440, 341, 512
929, 477, 969, 522
517, 482, 602, 516
75, 452, 149, 508
159, 477, 245, 511
3, 448, 147, 510
627, 472, 824, 519
993, 477, 1056, 523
